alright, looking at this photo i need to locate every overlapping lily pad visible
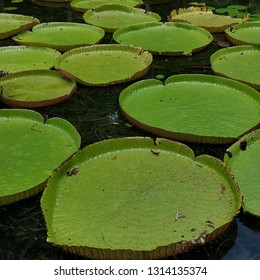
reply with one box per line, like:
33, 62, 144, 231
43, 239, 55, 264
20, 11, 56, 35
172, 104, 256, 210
0, 46, 61, 74
41, 137, 241, 259
54, 44, 152, 86
168, 7, 248, 33
0, 70, 76, 107
224, 129, 260, 218
0, 13, 39, 39
0, 109, 80, 205
70, 0, 143, 13
113, 22, 213, 55
83, 4, 161, 33
225, 22, 260, 46
12, 22, 105, 52
210, 45, 260, 90
119, 74, 260, 144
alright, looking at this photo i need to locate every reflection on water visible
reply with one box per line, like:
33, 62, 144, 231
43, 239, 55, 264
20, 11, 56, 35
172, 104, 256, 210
0, 0, 259, 260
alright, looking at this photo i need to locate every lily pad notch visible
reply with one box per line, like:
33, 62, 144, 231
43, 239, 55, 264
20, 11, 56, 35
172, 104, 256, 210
119, 74, 260, 144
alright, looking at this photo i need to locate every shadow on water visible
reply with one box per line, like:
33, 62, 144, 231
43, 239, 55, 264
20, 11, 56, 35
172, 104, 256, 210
0, 0, 260, 259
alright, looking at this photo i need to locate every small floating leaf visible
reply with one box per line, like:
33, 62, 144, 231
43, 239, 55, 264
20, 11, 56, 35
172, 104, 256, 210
156, 74, 165, 80
227, 5, 247, 11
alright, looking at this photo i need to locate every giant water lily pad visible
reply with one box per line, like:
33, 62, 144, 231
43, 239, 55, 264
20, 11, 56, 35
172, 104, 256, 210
0, 13, 39, 39
41, 137, 241, 259
0, 109, 80, 205
168, 7, 248, 33
70, 0, 143, 13
12, 22, 105, 52
113, 22, 213, 55
119, 74, 260, 144
224, 129, 260, 218
0, 46, 61, 74
225, 22, 260, 46
54, 44, 152, 86
0, 70, 76, 107
83, 4, 160, 33
210, 45, 260, 90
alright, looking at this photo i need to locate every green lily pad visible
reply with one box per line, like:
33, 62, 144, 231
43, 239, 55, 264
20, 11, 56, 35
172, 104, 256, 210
70, 0, 143, 13
3, 7, 18, 11
83, 4, 161, 33
210, 45, 260, 90
169, 7, 248, 33
215, 8, 230, 14
0, 70, 76, 108
54, 44, 152, 86
0, 13, 39, 39
12, 22, 105, 52
0, 109, 80, 205
41, 137, 241, 259
119, 74, 260, 144
113, 22, 213, 55
227, 5, 247, 11
0, 46, 61, 74
224, 129, 260, 218
225, 22, 260, 46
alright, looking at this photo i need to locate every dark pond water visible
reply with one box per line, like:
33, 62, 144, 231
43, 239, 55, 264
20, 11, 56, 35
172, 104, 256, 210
0, 0, 260, 260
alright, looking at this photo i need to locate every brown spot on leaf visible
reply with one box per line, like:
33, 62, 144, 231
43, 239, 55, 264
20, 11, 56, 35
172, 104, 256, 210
240, 140, 247, 151
221, 184, 226, 195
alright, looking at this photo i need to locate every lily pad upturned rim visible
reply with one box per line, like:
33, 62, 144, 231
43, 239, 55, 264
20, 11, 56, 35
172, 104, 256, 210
168, 6, 247, 33
225, 22, 260, 46
0, 45, 61, 74
0, 13, 40, 39
83, 4, 161, 33
119, 74, 260, 144
224, 129, 260, 218
12, 22, 105, 52
210, 45, 260, 90
0, 70, 77, 108
70, 0, 143, 13
113, 21, 213, 56
54, 44, 153, 86
41, 137, 241, 259
0, 109, 81, 206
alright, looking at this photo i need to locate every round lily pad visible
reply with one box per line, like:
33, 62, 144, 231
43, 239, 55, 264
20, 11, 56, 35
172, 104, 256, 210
119, 74, 260, 144
224, 129, 260, 218
225, 22, 260, 46
210, 45, 260, 90
41, 137, 241, 259
0, 70, 76, 108
54, 44, 153, 86
0, 46, 61, 74
12, 22, 105, 52
168, 7, 247, 33
227, 5, 247, 11
70, 0, 143, 13
113, 22, 213, 55
0, 109, 81, 205
0, 13, 39, 39
83, 4, 161, 33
